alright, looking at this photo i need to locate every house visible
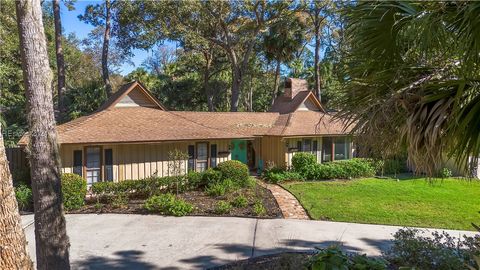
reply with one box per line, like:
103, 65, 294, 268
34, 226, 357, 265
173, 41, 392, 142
19, 78, 353, 185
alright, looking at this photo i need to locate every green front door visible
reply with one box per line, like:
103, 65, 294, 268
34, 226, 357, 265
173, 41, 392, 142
231, 139, 247, 164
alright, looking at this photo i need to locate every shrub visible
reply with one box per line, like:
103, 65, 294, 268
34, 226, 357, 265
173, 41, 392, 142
202, 168, 223, 185
186, 171, 204, 190
110, 193, 128, 208
144, 194, 194, 216
253, 200, 266, 216
309, 247, 387, 270
263, 169, 305, 184
299, 159, 375, 180
384, 228, 479, 270
205, 179, 237, 197
292, 153, 317, 173
440, 167, 453, 178
231, 195, 248, 208
214, 201, 232, 214
15, 184, 32, 211
61, 173, 87, 211
217, 160, 249, 187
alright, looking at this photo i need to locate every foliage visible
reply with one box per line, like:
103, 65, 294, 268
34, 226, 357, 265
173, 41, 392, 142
14, 184, 32, 211
384, 228, 480, 270
202, 168, 223, 186
144, 193, 194, 217
214, 201, 232, 214
217, 160, 250, 187
263, 168, 305, 184
205, 179, 237, 197
298, 159, 375, 180
292, 153, 317, 173
284, 178, 480, 230
309, 247, 387, 270
253, 200, 267, 216
338, 1, 480, 176
61, 173, 87, 211
440, 168, 453, 179
231, 195, 248, 208
110, 193, 128, 209
168, 149, 189, 195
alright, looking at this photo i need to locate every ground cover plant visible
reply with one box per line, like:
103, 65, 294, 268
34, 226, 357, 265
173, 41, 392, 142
68, 161, 282, 218
283, 177, 480, 230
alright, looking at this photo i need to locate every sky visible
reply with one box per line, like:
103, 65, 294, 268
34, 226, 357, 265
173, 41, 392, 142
60, 1, 149, 75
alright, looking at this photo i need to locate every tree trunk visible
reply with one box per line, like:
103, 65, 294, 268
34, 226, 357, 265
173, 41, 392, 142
102, 0, 112, 97
16, 0, 71, 269
203, 52, 214, 111
0, 126, 33, 270
314, 21, 321, 102
230, 65, 242, 112
53, 0, 66, 122
271, 59, 281, 105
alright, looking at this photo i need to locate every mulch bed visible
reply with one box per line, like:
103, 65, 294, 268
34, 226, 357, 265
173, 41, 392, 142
209, 252, 313, 270
69, 183, 283, 218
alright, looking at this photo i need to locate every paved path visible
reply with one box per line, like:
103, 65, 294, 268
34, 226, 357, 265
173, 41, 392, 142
259, 182, 309, 220
22, 214, 475, 269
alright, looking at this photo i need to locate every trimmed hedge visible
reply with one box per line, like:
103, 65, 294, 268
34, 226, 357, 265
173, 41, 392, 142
291, 152, 317, 172
302, 158, 375, 180
61, 173, 87, 210
217, 160, 249, 187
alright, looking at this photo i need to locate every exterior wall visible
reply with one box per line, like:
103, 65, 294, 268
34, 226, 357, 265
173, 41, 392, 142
60, 140, 232, 182
297, 98, 320, 111
260, 136, 287, 168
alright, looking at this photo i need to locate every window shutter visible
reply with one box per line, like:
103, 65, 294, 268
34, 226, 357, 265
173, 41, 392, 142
188, 145, 195, 171
210, 144, 217, 168
104, 149, 113, 181
296, 141, 302, 152
73, 150, 82, 176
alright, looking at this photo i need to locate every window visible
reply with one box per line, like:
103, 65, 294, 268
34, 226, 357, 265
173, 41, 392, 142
210, 144, 217, 168
196, 143, 208, 172
334, 137, 348, 160
322, 138, 333, 162
104, 149, 113, 181
86, 147, 101, 185
188, 145, 195, 171
73, 150, 82, 176
296, 141, 302, 152
312, 140, 318, 152
303, 139, 312, 152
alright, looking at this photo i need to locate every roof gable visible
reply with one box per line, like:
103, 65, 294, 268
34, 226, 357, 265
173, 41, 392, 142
98, 81, 166, 111
270, 90, 325, 114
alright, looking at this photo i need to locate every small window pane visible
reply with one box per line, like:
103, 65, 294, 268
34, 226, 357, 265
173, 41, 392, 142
303, 139, 312, 152
188, 145, 195, 171
73, 150, 82, 176
335, 137, 347, 160
197, 143, 208, 159
322, 138, 332, 162
210, 144, 217, 168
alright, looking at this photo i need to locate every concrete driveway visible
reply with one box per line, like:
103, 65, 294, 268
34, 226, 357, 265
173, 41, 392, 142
22, 214, 475, 269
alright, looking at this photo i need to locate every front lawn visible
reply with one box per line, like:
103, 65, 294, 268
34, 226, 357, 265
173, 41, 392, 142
282, 177, 480, 230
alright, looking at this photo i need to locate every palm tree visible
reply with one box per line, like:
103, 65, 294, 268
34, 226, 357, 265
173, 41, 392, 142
263, 11, 307, 104
337, 1, 480, 176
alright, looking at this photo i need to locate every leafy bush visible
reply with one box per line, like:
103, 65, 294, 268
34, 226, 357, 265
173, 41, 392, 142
384, 228, 479, 270
205, 179, 237, 197
186, 171, 204, 189
214, 201, 232, 214
202, 168, 223, 185
309, 247, 387, 270
440, 167, 453, 178
292, 153, 317, 173
231, 195, 248, 208
61, 173, 87, 211
217, 160, 249, 187
110, 193, 128, 208
144, 194, 194, 216
253, 200, 266, 216
263, 169, 305, 184
300, 159, 375, 180
15, 184, 32, 211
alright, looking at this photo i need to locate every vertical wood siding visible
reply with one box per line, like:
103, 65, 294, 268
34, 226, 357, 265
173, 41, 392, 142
60, 140, 232, 182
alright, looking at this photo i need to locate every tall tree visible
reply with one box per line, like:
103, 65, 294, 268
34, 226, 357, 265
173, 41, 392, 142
0, 125, 33, 270
79, 0, 115, 97
16, 0, 71, 269
263, 10, 307, 104
53, 0, 66, 122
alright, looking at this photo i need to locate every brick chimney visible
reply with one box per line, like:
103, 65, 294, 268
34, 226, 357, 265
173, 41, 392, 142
284, 78, 308, 99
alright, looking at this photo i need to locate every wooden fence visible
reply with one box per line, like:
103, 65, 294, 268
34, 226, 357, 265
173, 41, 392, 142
6, 147, 29, 177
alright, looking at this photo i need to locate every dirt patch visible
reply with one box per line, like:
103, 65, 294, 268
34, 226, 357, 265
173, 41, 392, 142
69, 183, 282, 218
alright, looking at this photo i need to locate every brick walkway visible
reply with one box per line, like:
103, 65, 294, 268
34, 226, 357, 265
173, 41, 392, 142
259, 181, 310, 220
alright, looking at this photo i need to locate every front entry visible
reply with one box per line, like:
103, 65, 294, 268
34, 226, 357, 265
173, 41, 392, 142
247, 141, 256, 169
231, 139, 247, 164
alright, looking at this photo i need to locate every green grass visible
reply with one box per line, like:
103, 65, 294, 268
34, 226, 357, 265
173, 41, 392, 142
282, 177, 480, 231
